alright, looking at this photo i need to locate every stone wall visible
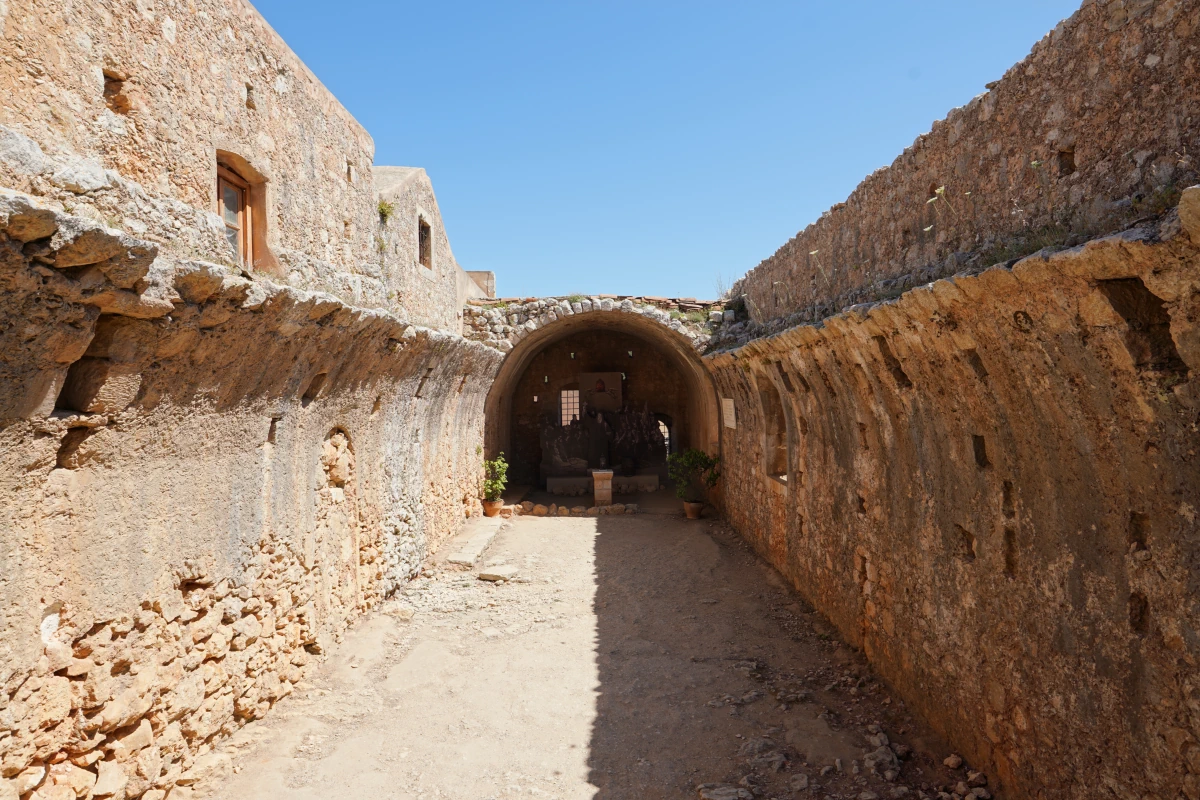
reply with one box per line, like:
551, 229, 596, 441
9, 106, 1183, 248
0, 192, 500, 798
375, 166, 482, 333
0, 0, 377, 283
0, 0, 484, 332
464, 295, 725, 353
731, 0, 1200, 330
708, 199, 1200, 799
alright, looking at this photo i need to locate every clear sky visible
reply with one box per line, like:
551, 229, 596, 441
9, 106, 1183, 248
252, 1, 1082, 300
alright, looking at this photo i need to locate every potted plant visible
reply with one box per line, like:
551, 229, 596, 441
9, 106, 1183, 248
481, 452, 508, 517
667, 449, 721, 519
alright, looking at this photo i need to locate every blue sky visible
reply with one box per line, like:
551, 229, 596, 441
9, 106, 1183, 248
253, 1, 1081, 300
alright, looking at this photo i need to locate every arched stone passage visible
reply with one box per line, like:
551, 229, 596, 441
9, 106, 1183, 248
485, 310, 720, 487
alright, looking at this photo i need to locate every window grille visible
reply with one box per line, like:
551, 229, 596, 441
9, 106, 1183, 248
560, 389, 579, 426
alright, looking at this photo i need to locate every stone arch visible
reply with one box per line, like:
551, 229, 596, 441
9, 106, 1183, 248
484, 310, 720, 477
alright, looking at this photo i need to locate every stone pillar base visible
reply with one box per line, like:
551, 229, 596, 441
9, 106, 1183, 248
590, 469, 614, 507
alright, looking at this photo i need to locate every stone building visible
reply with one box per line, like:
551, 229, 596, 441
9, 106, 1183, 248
1, 1, 1199, 799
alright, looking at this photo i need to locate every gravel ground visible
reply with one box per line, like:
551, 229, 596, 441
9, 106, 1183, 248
195, 514, 989, 800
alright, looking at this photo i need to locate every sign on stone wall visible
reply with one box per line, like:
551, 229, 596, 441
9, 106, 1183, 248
722, 397, 736, 428
580, 372, 622, 412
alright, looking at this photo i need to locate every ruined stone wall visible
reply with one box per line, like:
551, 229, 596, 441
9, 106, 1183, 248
0, 193, 500, 798
709, 200, 1200, 800
732, 0, 1199, 328
0, 0, 407, 312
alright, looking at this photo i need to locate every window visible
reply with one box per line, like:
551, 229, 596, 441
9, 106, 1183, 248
560, 389, 579, 426
218, 165, 251, 266
418, 218, 432, 269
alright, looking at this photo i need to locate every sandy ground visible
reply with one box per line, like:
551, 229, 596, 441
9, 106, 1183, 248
197, 514, 974, 800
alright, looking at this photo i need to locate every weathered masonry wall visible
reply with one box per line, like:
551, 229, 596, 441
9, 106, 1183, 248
0, 0, 376, 279
0, 193, 500, 798
375, 166, 481, 333
0, 0, 479, 331
732, 0, 1199, 329
709, 201, 1200, 800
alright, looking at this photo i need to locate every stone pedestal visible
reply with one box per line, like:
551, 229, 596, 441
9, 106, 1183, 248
590, 469, 613, 507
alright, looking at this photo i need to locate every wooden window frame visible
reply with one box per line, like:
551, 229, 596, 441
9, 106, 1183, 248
217, 164, 252, 266
418, 217, 432, 269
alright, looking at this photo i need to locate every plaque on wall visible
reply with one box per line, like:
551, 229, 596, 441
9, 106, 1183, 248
722, 397, 736, 428
580, 372, 622, 412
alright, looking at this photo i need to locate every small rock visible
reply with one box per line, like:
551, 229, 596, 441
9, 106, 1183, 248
859, 792, 880, 800
532, 504, 549, 516
889, 788, 911, 799
789, 774, 809, 791
520, 501, 534, 513
384, 604, 415, 620
92, 760, 127, 797
51, 157, 113, 194
14, 766, 45, 795
966, 771, 987, 788
0, 780, 17, 800
737, 737, 775, 757
696, 784, 753, 800
478, 565, 519, 582
943, 754, 963, 769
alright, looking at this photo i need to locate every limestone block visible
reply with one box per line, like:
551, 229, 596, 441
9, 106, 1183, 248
1180, 185, 1200, 244
48, 762, 96, 797
51, 157, 113, 194
0, 125, 48, 176
57, 358, 141, 414
14, 766, 46, 795
30, 785, 73, 800
109, 719, 153, 760
48, 218, 125, 267
0, 189, 57, 240
477, 565, 518, 582
91, 760, 127, 797
531, 504, 548, 516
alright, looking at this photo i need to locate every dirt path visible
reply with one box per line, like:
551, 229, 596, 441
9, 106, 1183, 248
196, 514, 978, 800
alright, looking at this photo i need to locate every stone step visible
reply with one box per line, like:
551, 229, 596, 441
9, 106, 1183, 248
442, 516, 507, 567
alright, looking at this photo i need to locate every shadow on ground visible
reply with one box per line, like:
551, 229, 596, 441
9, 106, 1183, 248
586, 511, 959, 799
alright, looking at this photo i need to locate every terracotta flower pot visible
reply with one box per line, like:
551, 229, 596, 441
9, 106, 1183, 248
482, 498, 503, 517
683, 501, 704, 519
